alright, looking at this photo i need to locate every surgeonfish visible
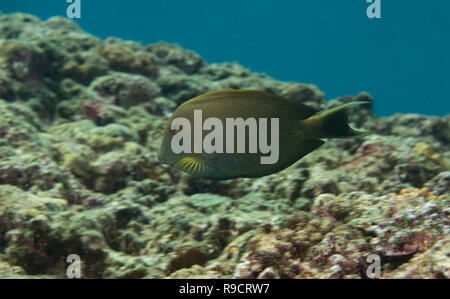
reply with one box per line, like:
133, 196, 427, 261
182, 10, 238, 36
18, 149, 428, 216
158, 90, 369, 180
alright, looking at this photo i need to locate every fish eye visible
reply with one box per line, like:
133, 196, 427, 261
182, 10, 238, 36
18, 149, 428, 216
166, 126, 179, 135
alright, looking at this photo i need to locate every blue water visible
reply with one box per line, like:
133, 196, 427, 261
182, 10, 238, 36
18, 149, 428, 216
2, 0, 449, 116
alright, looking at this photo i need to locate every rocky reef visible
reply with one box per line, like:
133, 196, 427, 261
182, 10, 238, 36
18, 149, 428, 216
0, 12, 448, 279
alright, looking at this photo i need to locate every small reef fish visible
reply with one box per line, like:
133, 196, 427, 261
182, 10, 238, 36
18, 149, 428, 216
158, 90, 369, 180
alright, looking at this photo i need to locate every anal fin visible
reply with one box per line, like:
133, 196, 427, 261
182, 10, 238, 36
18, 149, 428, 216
296, 139, 325, 161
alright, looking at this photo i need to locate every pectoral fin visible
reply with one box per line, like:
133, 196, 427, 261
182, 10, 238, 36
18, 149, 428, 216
174, 155, 209, 177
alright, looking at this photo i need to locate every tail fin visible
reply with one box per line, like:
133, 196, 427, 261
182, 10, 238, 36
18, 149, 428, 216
316, 101, 371, 138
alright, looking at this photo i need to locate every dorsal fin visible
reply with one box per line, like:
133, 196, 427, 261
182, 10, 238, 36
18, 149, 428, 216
186, 90, 319, 120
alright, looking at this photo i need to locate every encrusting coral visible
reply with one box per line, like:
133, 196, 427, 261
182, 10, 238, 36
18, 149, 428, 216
0, 12, 448, 279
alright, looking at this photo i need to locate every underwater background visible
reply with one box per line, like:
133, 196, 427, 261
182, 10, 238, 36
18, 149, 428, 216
3, 0, 450, 116
0, 1, 448, 278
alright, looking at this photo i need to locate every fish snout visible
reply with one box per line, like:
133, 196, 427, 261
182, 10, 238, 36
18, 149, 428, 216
157, 148, 166, 164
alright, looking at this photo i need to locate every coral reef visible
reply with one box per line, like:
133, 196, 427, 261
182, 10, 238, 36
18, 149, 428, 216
0, 12, 448, 279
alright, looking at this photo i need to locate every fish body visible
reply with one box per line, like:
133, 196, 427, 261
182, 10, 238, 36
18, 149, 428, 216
158, 90, 368, 180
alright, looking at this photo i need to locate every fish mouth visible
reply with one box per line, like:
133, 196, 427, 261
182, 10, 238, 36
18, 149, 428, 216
157, 149, 167, 164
